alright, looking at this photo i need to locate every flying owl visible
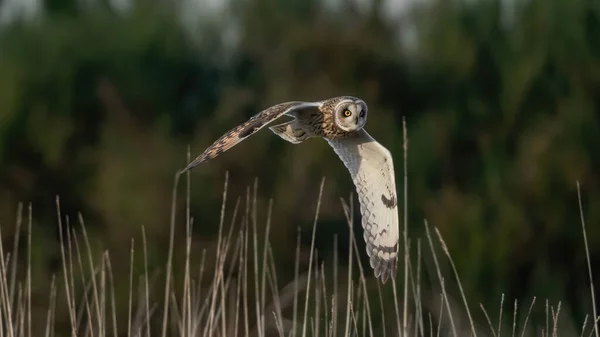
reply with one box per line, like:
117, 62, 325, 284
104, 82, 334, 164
181, 96, 399, 283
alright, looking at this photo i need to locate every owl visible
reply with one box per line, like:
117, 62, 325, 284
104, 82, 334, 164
181, 96, 399, 283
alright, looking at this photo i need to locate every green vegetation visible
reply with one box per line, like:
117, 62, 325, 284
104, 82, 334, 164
0, 0, 598, 335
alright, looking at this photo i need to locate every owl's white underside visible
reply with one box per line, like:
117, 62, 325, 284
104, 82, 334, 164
326, 130, 399, 281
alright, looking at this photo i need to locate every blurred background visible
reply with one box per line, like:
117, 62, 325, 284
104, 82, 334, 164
0, 0, 599, 334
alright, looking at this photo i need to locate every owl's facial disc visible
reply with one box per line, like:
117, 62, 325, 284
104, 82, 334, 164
335, 99, 368, 132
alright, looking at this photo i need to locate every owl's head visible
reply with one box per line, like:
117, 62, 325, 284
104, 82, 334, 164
332, 97, 368, 132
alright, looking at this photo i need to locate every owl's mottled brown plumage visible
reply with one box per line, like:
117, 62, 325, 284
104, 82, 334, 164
181, 96, 399, 283
181, 101, 311, 170
181, 97, 356, 171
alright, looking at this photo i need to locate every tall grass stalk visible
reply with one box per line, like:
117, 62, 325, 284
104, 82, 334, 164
577, 181, 599, 337
402, 116, 409, 337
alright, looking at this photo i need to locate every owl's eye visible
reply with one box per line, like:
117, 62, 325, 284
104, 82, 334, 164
343, 110, 352, 117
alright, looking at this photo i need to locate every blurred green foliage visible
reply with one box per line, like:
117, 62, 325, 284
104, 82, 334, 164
0, 0, 599, 332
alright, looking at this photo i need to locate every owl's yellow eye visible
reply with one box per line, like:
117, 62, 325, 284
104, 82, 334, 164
343, 110, 352, 117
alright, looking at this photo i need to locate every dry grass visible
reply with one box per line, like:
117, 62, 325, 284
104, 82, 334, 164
0, 128, 597, 336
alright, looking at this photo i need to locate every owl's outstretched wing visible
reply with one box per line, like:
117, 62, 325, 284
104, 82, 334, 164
181, 101, 321, 173
327, 129, 399, 283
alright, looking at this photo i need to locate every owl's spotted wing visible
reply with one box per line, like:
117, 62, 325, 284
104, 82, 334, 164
327, 129, 399, 283
181, 101, 321, 173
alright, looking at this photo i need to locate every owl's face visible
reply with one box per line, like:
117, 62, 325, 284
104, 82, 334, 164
332, 98, 368, 132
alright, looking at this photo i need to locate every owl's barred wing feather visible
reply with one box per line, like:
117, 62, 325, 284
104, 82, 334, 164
180, 101, 321, 173
327, 129, 399, 283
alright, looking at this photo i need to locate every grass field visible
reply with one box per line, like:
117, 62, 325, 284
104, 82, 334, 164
0, 127, 597, 337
